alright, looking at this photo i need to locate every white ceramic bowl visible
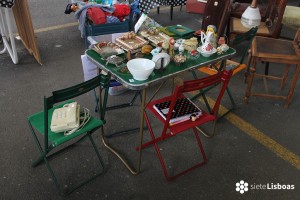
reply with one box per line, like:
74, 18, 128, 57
197, 47, 217, 57
127, 58, 155, 81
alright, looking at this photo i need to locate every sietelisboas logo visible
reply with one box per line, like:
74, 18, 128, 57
236, 180, 249, 194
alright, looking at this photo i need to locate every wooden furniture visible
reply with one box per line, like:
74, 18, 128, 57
229, 0, 287, 39
201, 0, 231, 37
12, 0, 42, 64
230, 0, 274, 22
244, 29, 300, 107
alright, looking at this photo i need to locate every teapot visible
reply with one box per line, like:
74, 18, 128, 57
200, 28, 217, 49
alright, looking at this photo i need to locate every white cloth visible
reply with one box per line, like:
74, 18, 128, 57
81, 54, 98, 81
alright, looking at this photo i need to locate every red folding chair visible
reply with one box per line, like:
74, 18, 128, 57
140, 69, 233, 180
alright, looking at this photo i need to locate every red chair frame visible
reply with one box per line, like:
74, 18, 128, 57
140, 70, 233, 180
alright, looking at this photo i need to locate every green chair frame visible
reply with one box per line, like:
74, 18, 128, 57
27, 73, 110, 196
191, 27, 258, 121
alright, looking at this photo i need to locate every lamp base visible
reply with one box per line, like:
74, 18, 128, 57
241, 6, 261, 28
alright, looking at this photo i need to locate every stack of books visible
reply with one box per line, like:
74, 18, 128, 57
153, 97, 202, 125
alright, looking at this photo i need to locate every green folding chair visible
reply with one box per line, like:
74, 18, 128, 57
27, 73, 110, 196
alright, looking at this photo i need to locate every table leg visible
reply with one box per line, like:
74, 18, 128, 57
99, 83, 143, 175
244, 58, 257, 103
100, 82, 165, 175
137, 88, 146, 172
285, 64, 300, 108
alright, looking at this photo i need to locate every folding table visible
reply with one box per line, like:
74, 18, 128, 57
85, 46, 236, 174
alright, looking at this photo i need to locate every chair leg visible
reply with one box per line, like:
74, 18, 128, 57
280, 64, 291, 90
196, 118, 217, 138
28, 121, 105, 196
170, 6, 173, 20
28, 121, 63, 194
244, 67, 256, 104
142, 112, 207, 180
217, 87, 236, 120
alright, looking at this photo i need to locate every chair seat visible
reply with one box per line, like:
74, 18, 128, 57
230, 17, 271, 37
282, 6, 300, 28
28, 100, 104, 147
198, 60, 247, 76
146, 95, 216, 135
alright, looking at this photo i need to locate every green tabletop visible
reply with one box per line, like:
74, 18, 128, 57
86, 48, 236, 90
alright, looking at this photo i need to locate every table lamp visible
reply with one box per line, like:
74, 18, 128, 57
241, 0, 261, 28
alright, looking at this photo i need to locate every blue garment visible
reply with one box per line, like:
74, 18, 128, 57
75, 4, 115, 38
131, 0, 141, 15
106, 16, 120, 23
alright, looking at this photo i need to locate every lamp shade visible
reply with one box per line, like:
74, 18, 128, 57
241, 0, 261, 28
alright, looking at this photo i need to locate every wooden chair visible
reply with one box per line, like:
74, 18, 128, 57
229, 0, 287, 39
27, 74, 110, 195
201, 0, 231, 37
244, 28, 300, 107
230, 0, 274, 22
140, 69, 233, 180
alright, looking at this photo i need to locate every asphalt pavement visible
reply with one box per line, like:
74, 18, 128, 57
0, 1, 299, 199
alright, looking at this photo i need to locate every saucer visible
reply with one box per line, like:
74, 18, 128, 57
197, 47, 217, 57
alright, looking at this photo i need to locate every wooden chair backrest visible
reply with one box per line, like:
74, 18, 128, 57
202, 0, 231, 37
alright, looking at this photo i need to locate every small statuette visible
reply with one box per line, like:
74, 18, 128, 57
179, 44, 184, 54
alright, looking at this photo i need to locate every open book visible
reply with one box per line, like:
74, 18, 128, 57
153, 97, 202, 125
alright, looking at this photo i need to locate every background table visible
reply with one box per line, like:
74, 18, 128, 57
138, 0, 186, 14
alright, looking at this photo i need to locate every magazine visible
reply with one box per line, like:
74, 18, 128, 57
153, 97, 202, 125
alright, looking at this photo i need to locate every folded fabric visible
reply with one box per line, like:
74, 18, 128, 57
106, 15, 120, 23
113, 4, 130, 21
87, 7, 106, 25
75, 4, 115, 37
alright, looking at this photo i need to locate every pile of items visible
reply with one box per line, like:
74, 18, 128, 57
89, 15, 230, 81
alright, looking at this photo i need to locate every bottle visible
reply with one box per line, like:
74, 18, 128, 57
179, 44, 184, 54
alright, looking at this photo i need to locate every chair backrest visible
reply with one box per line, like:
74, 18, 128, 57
166, 70, 233, 125
202, 0, 231, 37
43, 73, 111, 148
229, 26, 258, 64
231, 0, 275, 21
267, 0, 287, 38
293, 28, 300, 54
